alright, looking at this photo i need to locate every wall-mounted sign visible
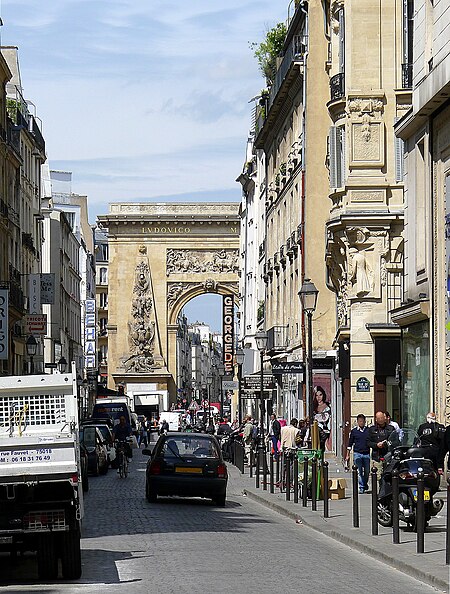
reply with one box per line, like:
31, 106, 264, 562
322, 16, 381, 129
272, 361, 305, 375
222, 380, 238, 391
84, 299, 96, 369
242, 375, 275, 391
222, 295, 234, 376
0, 289, 8, 360
40, 273, 55, 304
24, 314, 47, 335
28, 274, 41, 314
356, 377, 370, 392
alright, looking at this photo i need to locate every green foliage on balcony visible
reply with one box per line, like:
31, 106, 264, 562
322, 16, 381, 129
250, 22, 287, 86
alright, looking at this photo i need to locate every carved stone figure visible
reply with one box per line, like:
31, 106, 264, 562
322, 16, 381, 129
166, 249, 239, 275
349, 247, 373, 297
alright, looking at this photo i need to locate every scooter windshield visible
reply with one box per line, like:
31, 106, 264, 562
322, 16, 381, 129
388, 428, 418, 452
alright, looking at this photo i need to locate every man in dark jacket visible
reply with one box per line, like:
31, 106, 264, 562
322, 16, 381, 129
346, 413, 370, 493
419, 412, 445, 472
268, 413, 281, 460
367, 411, 395, 481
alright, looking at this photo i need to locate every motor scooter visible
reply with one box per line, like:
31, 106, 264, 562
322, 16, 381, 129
377, 429, 444, 531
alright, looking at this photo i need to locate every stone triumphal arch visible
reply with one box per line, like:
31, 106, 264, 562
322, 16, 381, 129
98, 202, 240, 409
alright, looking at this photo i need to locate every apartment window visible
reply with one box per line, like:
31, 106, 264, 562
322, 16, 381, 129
99, 267, 108, 284
99, 292, 108, 309
338, 8, 345, 73
329, 126, 345, 189
395, 118, 405, 182
402, 0, 414, 88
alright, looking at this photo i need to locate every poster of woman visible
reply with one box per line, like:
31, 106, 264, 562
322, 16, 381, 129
313, 385, 332, 451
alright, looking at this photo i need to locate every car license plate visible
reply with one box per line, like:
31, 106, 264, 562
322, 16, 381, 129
175, 467, 202, 474
413, 489, 430, 501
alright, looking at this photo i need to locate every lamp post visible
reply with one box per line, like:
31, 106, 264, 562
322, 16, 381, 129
26, 335, 37, 374
255, 331, 268, 442
235, 347, 245, 426
57, 356, 67, 374
218, 363, 225, 418
298, 278, 319, 420
206, 374, 213, 429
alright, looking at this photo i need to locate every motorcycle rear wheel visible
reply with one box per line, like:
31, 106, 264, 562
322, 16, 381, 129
377, 501, 393, 527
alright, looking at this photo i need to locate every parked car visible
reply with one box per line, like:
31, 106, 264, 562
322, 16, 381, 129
79, 426, 109, 476
79, 442, 89, 492
143, 432, 228, 506
81, 420, 115, 466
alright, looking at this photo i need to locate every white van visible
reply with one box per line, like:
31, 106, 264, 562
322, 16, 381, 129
159, 412, 182, 432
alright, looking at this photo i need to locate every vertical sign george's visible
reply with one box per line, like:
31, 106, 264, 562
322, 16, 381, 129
0, 289, 8, 360
223, 295, 234, 376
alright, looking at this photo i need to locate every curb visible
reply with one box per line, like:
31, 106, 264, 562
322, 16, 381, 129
243, 488, 448, 593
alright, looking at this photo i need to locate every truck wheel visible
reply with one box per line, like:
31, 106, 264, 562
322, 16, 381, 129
61, 528, 82, 580
37, 534, 58, 580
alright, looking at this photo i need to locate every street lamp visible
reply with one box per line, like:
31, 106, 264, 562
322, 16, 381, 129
206, 374, 213, 429
235, 347, 245, 426
26, 335, 37, 374
58, 356, 67, 373
255, 331, 268, 442
299, 278, 319, 420
218, 363, 225, 418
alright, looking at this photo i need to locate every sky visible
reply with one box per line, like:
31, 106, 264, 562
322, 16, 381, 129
1, 0, 285, 328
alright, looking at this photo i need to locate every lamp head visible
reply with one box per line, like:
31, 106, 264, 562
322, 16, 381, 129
26, 335, 38, 357
298, 278, 319, 314
255, 331, 268, 352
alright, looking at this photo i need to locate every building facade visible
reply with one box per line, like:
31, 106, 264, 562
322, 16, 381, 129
394, 0, 450, 426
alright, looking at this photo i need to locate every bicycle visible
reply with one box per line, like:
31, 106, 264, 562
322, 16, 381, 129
115, 440, 129, 478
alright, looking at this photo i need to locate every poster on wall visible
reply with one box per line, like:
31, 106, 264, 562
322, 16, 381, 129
312, 372, 332, 450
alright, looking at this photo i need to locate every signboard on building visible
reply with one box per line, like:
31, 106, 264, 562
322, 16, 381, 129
28, 274, 41, 314
0, 289, 8, 360
84, 299, 96, 369
356, 377, 370, 392
222, 295, 234, 376
272, 361, 305, 374
24, 314, 47, 335
242, 375, 275, 391
40, 273, 55, 304
222, 380, 238, 391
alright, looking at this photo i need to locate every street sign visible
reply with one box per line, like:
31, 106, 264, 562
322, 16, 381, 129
44, 363, 58, 369
242, 390, 273, 400
222, 380, 238, 391
272, 361, 304, 374
242, 376, 275, 391
24, 314, 47, 335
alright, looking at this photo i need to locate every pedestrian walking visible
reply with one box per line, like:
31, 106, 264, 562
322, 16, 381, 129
367, 411, 395, 481
418, 412, 445, 473
346, 414, 370, 493
268, 413, 281, 461
243, 415, 253, 464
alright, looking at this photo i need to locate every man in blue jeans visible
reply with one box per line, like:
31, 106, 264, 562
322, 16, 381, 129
346, 414, 370, 493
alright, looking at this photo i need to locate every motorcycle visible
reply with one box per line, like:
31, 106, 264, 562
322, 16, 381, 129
377, 429, 444, 531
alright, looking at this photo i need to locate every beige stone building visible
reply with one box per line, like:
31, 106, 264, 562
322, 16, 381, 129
98, 203, 239, 409
325, 0, 411, 446
394, 0, 450, 426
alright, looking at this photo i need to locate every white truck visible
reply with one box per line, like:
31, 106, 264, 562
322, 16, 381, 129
0, 364, 83, 579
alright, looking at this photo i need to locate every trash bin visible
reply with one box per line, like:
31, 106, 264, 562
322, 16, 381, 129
297, 448, 323, 499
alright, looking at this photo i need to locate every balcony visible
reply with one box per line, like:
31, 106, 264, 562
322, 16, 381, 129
279, 245, 286, 265
269, 35, 307, 108
330, 72, 345, 102
401, 63, 412, 89
31, 116, 45, 153
267, 326, 288, 352
258, 240, 266, 260
273, 252, 280, 270
22, 232, 36, 255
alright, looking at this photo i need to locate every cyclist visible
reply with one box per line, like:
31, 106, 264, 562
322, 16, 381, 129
112, 416, 133, 461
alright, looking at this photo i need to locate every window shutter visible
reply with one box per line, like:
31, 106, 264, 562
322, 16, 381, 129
329, 126, 345, 189
394, 118, 404, 182
329, 126, 338, 188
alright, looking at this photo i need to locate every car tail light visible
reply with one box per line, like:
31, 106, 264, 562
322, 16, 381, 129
149, 461, 161, 475
217, 464, 226, 478
71, 473, 79, 484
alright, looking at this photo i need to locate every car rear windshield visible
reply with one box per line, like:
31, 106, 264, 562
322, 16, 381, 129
160, 436, 219, 459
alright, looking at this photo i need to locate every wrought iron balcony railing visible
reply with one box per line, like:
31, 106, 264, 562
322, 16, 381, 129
330, 72, 345, 101
401, 63, 413, 89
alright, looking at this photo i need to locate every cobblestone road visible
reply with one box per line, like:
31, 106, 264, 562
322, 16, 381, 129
0, 445, 444, 593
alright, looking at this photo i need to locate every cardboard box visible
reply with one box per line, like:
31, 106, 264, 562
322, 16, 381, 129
328, 477, 347, 500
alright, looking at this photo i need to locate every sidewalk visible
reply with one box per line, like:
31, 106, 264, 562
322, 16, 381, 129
228, 456, 449, 592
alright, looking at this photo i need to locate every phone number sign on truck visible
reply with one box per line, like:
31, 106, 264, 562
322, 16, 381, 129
0, 447, 73, 465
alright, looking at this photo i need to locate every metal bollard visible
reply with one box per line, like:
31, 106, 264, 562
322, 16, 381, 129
371, 467, 379, 536
249, 449, 253, 479
323, 461, 329, 518
352, 465, 359, 528
255, 449, 260, 489
286, 455, 291, 501
276, 454, 280, 486
269, 453, 274, 494
446, 478, 450, 564
416, 470, 425, 554
311, 457, 317, 511
392, 469, 400, 544
302, 456, 309, 507
293, 455, 299, 503
262, 447, 267, 491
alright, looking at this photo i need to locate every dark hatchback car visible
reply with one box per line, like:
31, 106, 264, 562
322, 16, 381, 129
143, 432, 228, 506
79, 426, 108, 476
